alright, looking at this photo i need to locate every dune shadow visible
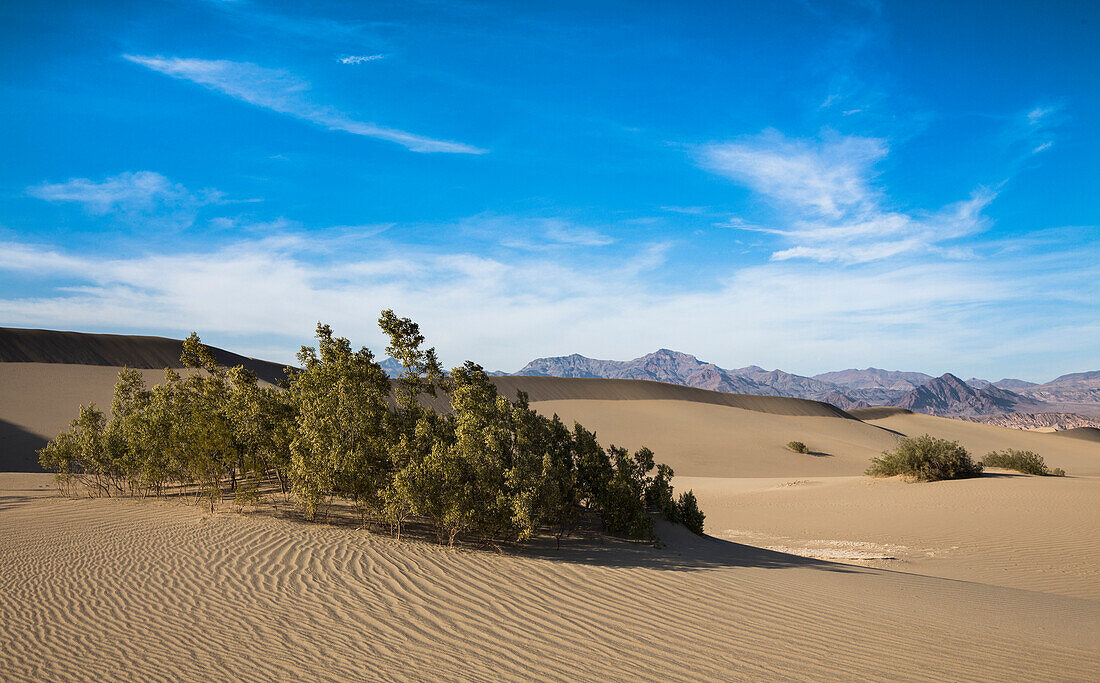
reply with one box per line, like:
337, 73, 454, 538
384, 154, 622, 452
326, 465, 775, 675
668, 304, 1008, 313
519, 523, 863, 574
806, 450, 832, 457
0, 419, 48, 472
866, 423, 908, 437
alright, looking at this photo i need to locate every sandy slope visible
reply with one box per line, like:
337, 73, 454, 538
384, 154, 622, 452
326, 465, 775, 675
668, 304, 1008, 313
0, 364, 197, 471
681, 474, 1100, 600
530, 399, 899, 477
530, 399, 1098, 478
2, 474, 1097, 682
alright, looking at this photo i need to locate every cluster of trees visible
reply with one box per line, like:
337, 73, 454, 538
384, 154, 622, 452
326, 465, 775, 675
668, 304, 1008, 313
39, 311, 704, 545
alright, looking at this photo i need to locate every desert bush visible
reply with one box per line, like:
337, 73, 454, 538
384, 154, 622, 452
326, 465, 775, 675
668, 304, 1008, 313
982, 449, 1051, 475
786, 441, 808, 454
866, 434, 983, 481
1051, 467, 1066, 477
38, 309, 705, 546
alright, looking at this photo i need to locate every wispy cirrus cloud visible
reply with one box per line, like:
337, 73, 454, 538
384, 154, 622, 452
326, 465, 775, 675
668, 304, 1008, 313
339, 54, 385, 65
461, 215, 616, 251
1019, 102, 1062, 155
123, 56, 485, 154
27, 171, 225, 229
697, 130, 993, 264
699, 129, 887, 220
545, 224, 614, 247
28, 171, 215, 214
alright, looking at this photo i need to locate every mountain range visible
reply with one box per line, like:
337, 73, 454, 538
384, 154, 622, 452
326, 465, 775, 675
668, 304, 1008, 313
505, 349, 1100, 418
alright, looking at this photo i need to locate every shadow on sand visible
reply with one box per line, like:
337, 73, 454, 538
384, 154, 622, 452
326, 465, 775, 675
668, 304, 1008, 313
518, 519, 863, 574
0, 419, 48, 472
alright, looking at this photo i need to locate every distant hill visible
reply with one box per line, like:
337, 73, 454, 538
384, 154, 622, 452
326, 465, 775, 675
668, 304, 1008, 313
993, 378, 1038, 391
963, 412, 1100, 431
888, 373, 1039, 417
812, 367, 933, 392
0, 327, 292, 384
511, 350, 1100, 417
1017, 371, 1100, 406
515, 349, 774, 395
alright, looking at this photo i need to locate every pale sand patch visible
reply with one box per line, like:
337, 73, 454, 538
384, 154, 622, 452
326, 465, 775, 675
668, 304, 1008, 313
681, 474, 1100, 600
2, 474, 1098, 681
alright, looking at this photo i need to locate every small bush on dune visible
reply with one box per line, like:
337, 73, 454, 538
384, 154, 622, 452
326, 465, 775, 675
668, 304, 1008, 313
982, 449, 1056, 476
786, 441, 808, 454
866, 434, 983, 482
1051, 467, 1066, 477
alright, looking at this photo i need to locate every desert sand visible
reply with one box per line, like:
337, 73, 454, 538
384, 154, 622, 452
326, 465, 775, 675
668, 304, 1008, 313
2, 362, 1099, 680
2, 473, 1098, 681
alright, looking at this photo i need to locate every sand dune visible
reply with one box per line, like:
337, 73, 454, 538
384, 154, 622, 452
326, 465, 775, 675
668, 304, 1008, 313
4, 358, 1100, 679
489, 376, 853, 417
2, 473, 1097, 682
0, 328, 289, 383
529, 395, 1097, 479
682, 473, 1100, 600
1053, 426, 1100, 443
530, 399, 898, 478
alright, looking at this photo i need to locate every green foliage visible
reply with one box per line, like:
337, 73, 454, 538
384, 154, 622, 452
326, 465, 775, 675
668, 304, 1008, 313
645, 462, 676, 518
676, 490, 705, 535
598, 446, 654, 538
786, 441, 808, 454
982, 449, 1053, 476
38, 312, 702, 545
866, 434, 983, 481
1051, 467, 1066, 477
288, 324, 392, 521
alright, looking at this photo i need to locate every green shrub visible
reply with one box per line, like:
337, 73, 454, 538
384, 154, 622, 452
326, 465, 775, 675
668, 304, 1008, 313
982, 449, 1052, 475
676, 490, 705, 535
866, 434, 983, 481
786, 440, 808, 454
1051, 467, 1066, 477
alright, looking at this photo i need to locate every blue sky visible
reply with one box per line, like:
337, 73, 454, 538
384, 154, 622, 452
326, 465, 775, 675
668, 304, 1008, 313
1, 0, 1097, 380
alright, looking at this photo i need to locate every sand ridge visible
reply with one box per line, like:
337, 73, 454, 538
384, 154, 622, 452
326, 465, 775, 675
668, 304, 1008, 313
0, 328, 289, 383
1, 475, 1097, 682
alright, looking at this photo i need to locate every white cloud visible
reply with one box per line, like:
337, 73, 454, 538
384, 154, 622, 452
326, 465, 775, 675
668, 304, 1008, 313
0, 230, 1094, 379
697, 130, 993, 264
27, 171, 222, 229
28, 171, 211, 213
1027, 106, 1053, 125
123, 56, 485, 154
699, 129, 888, 220
339, 54, 385, 64
462, 215, 616, 250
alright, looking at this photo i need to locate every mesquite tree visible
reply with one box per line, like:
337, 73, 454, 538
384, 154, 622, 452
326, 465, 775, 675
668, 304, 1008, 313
39, 311, 707, 543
